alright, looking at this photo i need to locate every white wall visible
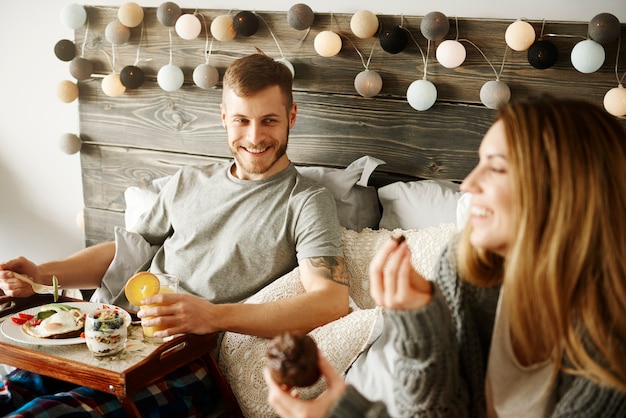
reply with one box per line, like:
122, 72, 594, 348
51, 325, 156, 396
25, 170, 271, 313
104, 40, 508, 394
1, 0, 624, 264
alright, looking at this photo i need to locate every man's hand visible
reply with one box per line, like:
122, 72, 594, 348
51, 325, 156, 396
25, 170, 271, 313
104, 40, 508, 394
0, 257, 41, 298
137, 292, 221, 338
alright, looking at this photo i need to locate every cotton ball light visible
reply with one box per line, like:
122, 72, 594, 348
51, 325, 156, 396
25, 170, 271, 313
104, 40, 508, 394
354, 70, 382, 98
570, 39, 605, 73
480, 80, 511, 109
158, 64, 185, 91
420, 11, 450, 41
193, 63, 219, 89
58, 133, 82, 155
233, 11, 259, 37
407, 79, 437, 111
69, 57, 93, 80
102, 73, 126, 97
105, 20, 131, 45
527, 40, 558, 69
505, 20, 535, 51
120, 65, 145, 89
350, 10, 379, 39
603, 84, 626, 117
379, 26, 408, 54
589, 13, 620, 45
276, 58, 295, 78
56, 80, 79, 103
211, 15, 237, 42
436, 39, 466, 68
288, 3, 314, 30
314, 31, 342, 57
157, 2, 182, 27
118, 2, 144, 28
54, 39, 76, 62
176, 14, 202, 40
60, 3, 87, 29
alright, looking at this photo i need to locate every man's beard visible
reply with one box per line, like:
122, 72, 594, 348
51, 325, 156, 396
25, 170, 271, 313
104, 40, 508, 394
231, 131, 289, 176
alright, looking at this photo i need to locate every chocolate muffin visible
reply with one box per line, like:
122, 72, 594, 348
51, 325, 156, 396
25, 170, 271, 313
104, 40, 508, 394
267, 332, 320, 388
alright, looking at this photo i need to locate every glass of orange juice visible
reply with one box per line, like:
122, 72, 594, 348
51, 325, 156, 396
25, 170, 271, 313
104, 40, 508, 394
140, 273, 178, 344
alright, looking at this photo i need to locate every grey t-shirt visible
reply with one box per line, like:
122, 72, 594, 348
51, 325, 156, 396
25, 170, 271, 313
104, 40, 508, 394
135, 161, 343, 304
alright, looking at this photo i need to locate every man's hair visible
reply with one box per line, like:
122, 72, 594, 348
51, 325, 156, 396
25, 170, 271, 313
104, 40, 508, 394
457, 96, 626, 393
222, 52, 293, 109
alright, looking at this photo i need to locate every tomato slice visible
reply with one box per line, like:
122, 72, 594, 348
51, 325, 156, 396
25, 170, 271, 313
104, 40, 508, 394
11, 316, 27, 325
17, 313, 34, 320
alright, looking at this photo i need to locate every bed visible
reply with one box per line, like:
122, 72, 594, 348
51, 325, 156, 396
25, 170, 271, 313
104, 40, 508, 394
71, 6, 625, 417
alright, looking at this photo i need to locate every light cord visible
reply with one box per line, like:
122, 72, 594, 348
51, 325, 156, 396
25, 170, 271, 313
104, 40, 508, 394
133, 21, 144, 66
401, 24, 427, 78
80, 17, 90, 57
255, 12, 286, 59
168, 27, 173, 64
458, 39, 506, 80
615, 34, 626, 84
197, 12, 213, 64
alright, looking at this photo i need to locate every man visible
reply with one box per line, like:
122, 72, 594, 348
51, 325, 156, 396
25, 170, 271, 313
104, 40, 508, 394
0, 53, 349, 416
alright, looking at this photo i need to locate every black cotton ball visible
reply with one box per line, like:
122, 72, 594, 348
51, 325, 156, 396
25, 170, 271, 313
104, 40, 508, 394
380, 26, 408, 54
120, 65, 145, 89
527, 40, 558, 69
233, 11, 259, 37
54, 39, 76, 61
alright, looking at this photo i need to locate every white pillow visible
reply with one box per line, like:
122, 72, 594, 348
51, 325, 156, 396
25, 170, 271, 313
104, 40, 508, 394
124, 156, 385, 232
378, 179, 464, 230
296, 155, 385, 231
124, 176, 171, 231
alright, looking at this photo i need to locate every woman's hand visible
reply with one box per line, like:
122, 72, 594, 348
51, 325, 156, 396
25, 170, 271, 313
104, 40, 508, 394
0, 256, 40, 298
369, 237, 433, 310
264, 350, 347, 418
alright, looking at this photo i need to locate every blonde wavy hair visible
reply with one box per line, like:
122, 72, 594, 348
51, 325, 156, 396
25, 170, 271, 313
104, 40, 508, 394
457, 97, 626, 393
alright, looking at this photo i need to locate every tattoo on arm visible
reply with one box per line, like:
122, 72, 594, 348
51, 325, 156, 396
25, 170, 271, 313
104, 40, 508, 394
306, 256, 349, 287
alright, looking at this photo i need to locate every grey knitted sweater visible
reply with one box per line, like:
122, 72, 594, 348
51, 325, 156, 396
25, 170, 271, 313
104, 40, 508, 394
329, 241, 626, 417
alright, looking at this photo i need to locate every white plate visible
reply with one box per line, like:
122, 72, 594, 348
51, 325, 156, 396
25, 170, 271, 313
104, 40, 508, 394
1, 302, 130, 346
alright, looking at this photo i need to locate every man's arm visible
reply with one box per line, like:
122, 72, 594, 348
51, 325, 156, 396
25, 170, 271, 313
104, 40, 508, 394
0, 241, 116, 296
140, 256, 351, 339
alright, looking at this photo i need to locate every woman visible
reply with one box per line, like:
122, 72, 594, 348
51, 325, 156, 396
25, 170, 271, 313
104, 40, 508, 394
264, 97, 626, 417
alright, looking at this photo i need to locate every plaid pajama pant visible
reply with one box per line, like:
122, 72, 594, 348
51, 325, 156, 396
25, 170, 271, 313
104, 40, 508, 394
0, 358, 219, 417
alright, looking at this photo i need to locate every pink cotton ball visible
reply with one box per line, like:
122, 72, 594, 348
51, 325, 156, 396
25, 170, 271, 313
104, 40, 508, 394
175, 14, 202, 40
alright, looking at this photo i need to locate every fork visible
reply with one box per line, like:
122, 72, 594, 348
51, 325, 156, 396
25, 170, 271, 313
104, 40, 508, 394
12, 272, 58, 295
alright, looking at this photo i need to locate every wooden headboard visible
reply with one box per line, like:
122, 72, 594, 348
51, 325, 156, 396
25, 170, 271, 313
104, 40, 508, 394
74, 7, 625, 246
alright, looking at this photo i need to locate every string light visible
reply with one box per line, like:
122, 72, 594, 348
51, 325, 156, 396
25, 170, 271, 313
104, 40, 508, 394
120, 21, 147, 89
158, 27, 184, 91
435, 17, 466, 68
288, 3, 314, 31
118, 2, 144, 28
193, 13, 219, 89
233, 10, 260, 37
350, 10, 379, 39
69, 19, 93, 81
157, 1, 181, 27
603, 34, 626, 117
401, 16, 437, 111
211, 14, 237, 42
